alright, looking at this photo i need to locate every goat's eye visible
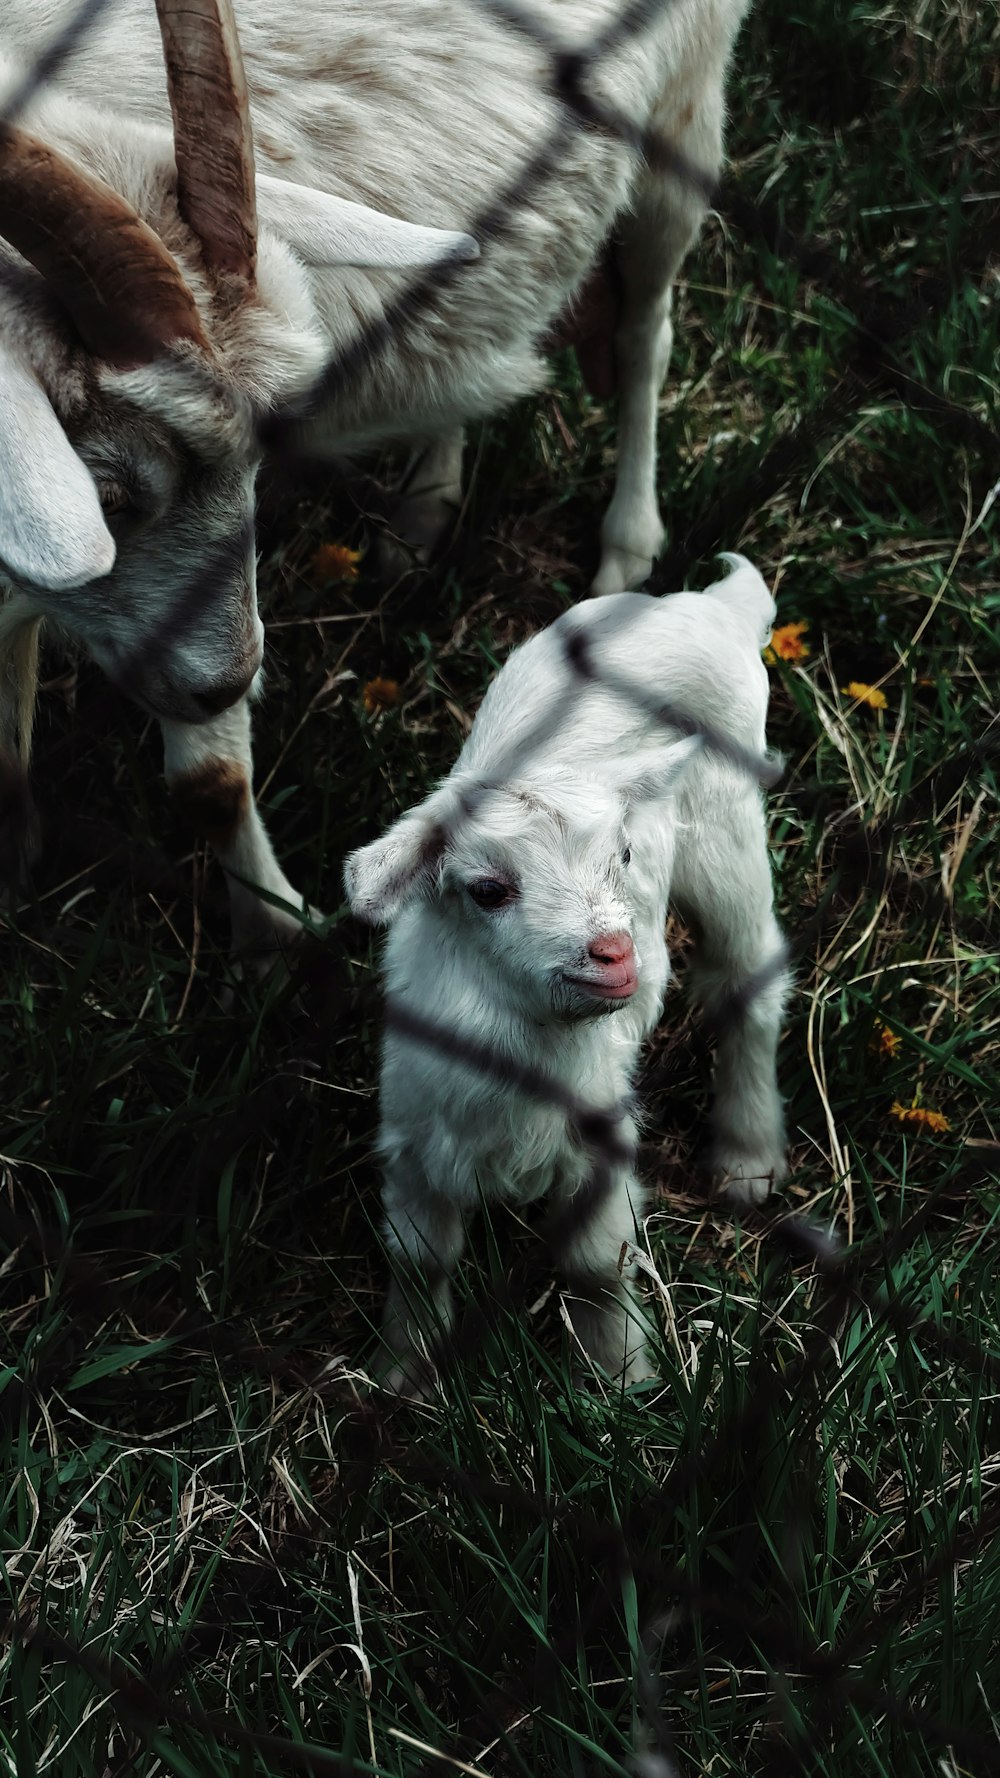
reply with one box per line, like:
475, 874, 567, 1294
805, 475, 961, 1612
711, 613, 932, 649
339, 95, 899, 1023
468, 878, 513, 910
96, 480, 132, 517
622, 846, 632, 867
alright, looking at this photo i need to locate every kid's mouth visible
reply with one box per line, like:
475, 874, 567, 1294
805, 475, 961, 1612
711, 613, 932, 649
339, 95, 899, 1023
563, 967, 639, 1002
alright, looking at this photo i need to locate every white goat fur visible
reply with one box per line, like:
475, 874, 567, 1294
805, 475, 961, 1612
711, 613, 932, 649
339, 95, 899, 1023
345, 555, 789, 1388
0, 0, 750, 956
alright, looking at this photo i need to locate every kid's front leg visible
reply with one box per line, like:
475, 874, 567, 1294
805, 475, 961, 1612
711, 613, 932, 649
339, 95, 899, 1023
551, 1164, 655, 1386
381, 1164, 466, 1397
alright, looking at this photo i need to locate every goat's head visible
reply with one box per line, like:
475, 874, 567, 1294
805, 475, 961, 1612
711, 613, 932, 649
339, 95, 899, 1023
0, 0, 476, 726
345, 740, 701, 1025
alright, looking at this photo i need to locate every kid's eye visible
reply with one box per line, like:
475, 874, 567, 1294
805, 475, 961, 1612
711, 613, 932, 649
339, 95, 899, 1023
468, 878, 514, 910
622, 846, 631, 867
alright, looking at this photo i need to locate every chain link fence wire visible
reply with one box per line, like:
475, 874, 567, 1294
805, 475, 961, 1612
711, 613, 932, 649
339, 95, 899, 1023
1, 0, 998, 1771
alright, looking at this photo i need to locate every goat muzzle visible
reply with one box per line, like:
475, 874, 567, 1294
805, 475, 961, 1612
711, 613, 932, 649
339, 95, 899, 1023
564, 932, 638, 1002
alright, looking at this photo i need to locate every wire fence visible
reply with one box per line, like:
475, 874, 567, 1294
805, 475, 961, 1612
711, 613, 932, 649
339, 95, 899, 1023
1, 0, 998, 1771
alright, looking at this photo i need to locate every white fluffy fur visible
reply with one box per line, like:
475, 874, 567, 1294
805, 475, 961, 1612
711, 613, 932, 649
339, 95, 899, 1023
0, 0, 750, 949
345, 554, 789, 1390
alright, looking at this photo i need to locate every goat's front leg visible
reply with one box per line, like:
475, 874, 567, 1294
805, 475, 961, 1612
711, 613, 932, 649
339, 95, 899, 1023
0, 611, 42, 895
0, 744, 39, 897
160, 696, 308, 968
381, 1162, 466, 1397
672, 776, 789, 1206
551, 1163, 655, 1386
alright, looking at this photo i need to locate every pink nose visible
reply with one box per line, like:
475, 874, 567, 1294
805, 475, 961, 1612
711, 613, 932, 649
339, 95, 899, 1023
588, 931, 634, 968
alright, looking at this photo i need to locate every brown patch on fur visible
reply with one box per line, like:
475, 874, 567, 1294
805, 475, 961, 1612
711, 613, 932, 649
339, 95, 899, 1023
677, 100, 695, 130
171, 759, 249, 847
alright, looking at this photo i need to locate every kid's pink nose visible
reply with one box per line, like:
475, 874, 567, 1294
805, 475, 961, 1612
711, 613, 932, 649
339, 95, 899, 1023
588, 931, 634, 967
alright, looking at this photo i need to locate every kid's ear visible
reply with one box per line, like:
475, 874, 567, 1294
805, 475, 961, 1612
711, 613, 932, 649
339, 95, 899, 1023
0, 342, 115, 591
617, 734, 704, 804
344, 791, 452, 926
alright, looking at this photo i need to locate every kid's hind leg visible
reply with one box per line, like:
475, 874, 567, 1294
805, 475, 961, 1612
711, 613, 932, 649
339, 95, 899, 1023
672, 775, 790, 1206
592, 88, 726, 597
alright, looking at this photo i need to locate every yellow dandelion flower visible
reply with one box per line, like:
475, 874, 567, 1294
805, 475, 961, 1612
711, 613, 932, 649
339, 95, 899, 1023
763, 621, 810, 665
890, 1101, 951, 1135
842, 681, 887, 711
363, 676, 401, 715
871, 1021, 901, 1060
311, 542, 362, 584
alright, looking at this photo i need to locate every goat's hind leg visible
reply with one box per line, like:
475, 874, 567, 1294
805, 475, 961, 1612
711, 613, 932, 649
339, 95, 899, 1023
161, 696, 309, 971
672, 776, 789, 1206
592, 91, 725, 597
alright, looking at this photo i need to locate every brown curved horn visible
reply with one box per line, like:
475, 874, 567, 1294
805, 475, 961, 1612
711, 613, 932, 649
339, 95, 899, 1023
154, 0, 257, 288
0, 124, 209, 366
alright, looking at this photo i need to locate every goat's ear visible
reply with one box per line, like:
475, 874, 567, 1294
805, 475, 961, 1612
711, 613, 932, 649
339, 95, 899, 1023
257, 175, 478, 271
617, 734, 704, 804
0, 343, 115, 592
344, 795, 451, 926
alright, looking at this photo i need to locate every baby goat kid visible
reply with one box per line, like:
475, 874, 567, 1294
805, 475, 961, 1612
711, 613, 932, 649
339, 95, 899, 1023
345, 556, 789, 1388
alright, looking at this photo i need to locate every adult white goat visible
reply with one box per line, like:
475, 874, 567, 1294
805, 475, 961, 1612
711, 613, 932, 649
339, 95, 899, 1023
0, 0, 751, 958
345, 555, 789, 1391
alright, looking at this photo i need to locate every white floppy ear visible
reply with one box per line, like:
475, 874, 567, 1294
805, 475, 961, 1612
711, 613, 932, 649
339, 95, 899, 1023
256, 174, 478, 271
617, 735, 704, 805
0, 343, 115, 592
344, 789, 454, 926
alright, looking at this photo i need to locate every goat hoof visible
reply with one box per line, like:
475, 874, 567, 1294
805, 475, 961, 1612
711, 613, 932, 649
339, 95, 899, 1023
570, 1350, 657, 1392
381, 1357, 440, 1403
217, 908, 325, 1015
621, 1347, 658, 1388
591, 544, 657, 598
231, 902, 318, 978
373, 494, 460, 582
708, 1142, 788, 1209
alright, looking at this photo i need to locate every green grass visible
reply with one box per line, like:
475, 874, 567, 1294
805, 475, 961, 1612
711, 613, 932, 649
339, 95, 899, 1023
3, 0, 1000, 1772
